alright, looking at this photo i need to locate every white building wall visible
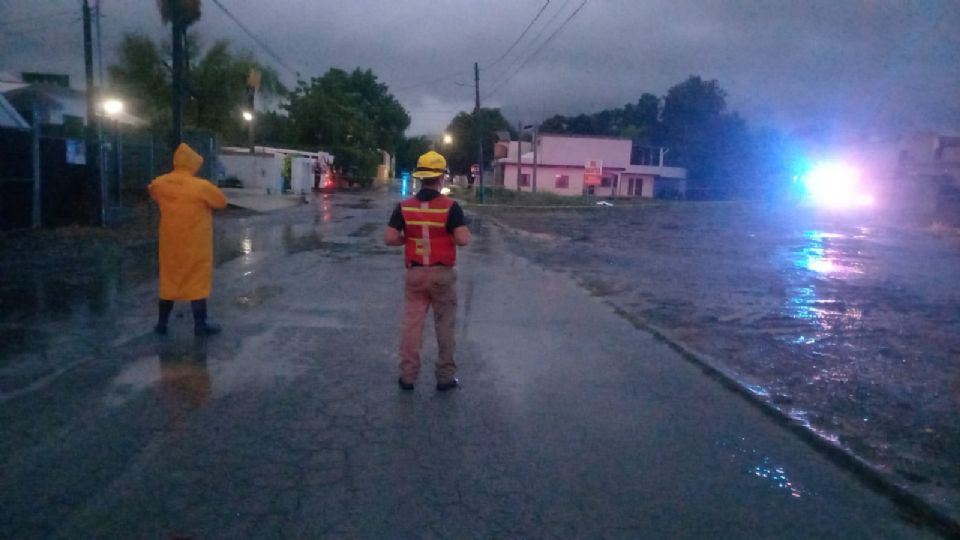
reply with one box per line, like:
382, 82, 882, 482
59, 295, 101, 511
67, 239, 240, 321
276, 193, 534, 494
291, 157, 316, 194
220, 153, 284, 192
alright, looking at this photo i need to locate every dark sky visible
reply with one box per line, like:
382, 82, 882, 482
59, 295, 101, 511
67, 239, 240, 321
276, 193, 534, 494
2, 0, 958, 136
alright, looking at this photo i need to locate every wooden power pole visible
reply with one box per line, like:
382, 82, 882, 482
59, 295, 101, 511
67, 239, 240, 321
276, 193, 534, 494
474, 62, 484, 203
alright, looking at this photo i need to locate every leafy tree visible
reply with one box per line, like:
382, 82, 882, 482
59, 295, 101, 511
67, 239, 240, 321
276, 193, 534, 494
661, 76, 727, 159
108, 33, 283, 141
187, 40, 284, 142
107, 34, 170, 127
539, 93, 661, 141
396, 135, 432, 174
284, 68, 410, 179
443, 108, 512, 175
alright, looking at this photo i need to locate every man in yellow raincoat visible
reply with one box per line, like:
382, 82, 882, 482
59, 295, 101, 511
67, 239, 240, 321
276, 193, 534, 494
148, 143, 228, 336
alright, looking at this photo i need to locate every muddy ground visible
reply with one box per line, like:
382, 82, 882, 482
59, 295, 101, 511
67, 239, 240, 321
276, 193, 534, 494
476, 201, 960, 517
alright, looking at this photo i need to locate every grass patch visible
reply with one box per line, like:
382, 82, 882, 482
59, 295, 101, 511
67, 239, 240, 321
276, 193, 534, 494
450, 186, 626, 207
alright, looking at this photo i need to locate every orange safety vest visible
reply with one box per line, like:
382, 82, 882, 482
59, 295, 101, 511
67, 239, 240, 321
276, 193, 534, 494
400, 195, 457, 267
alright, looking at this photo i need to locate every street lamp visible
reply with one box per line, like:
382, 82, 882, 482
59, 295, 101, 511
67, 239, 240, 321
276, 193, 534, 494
242, 109, 255, 153
102, 99, 124, 117
443, 133, 453, 146
102, 99, 125, 215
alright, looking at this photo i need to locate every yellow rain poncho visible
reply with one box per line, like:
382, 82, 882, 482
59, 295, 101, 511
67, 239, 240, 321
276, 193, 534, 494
148, 143, 228, 301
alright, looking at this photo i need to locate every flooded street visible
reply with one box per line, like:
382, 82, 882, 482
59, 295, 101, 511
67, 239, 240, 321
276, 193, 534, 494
482, 201, 960, 520
0, 190, 951, 538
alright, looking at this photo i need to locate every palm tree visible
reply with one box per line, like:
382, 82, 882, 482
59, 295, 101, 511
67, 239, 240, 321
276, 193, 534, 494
156, 0, 202, 27
156, 0, 201, 142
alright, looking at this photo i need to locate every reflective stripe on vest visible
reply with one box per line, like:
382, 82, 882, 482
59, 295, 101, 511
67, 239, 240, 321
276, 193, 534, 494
400, 196, 456, 267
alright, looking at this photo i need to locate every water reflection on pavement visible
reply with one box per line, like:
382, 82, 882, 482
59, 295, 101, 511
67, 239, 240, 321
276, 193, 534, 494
486, 202, 960, 522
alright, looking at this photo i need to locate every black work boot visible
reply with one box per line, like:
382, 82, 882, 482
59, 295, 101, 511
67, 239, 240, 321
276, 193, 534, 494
191, 299, 222, 337
155, 300, 174, 335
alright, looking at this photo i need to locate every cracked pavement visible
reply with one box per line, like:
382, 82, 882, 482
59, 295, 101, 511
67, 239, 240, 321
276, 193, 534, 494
0, 189, 938, 538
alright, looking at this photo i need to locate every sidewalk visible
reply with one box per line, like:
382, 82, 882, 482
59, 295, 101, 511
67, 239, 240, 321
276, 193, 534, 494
0, 191, 938, 538
222, 187, 306, 212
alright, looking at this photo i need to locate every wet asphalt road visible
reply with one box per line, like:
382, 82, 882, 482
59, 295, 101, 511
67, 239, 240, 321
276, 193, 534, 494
483, 200, 960, 521
0, 188, 939, 538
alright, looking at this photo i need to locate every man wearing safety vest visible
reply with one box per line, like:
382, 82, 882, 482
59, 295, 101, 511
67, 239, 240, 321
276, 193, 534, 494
384, 151, 471, 391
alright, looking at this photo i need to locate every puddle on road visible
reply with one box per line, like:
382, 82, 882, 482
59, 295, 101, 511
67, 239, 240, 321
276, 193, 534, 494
104, 340, 211, 414
348, 223, 379, 238
218, 224, 364, 259
0, 249, 154, 358
715, 437, 807, 499
235, 285, 284, 308
334, 198, 374, 210
282, 225, 326, 255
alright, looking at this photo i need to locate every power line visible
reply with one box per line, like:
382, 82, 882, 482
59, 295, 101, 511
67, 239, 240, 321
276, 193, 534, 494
4, 9, 75, 27
209, 0, 300, 78
391, 71, 472, 92
485, 0, 551, 70
392, 0, 551, 93
485, 0, 572, 94
485, 0, 588, 101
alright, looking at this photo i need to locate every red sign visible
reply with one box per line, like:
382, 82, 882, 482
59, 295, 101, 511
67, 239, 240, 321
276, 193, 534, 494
584, 159, 602, 186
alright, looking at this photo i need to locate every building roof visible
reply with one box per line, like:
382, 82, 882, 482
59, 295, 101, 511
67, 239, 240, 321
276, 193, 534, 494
0, 81, 28, 94
537, 132, 633, 142
0, 94, 28, 129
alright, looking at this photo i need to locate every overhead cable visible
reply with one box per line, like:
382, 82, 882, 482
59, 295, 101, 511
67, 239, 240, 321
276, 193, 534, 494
209, 0, 300, 78
485, 0, 588, 101
392, 0, 551, 93
485, 0, 551, 70
484, 0, 573, 95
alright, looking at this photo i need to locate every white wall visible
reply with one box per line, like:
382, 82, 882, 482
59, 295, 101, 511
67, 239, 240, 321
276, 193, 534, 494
291, 157, 316, 194
220, 153, 284, 192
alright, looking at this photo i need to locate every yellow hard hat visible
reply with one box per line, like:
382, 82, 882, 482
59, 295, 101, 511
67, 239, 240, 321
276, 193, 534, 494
412, 150, 448, 179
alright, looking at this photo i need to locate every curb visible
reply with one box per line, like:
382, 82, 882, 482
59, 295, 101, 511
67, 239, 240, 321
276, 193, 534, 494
606, 305, 960, 538
479, 213, 960, 539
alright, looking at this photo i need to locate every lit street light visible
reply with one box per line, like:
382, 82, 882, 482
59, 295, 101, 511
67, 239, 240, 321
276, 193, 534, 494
443, 133, 453, 145
242, 110, 255, 153
102, 98, 124, 117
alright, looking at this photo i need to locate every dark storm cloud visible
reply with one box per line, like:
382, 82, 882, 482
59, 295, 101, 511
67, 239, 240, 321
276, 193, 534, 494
2, 0, 957, 135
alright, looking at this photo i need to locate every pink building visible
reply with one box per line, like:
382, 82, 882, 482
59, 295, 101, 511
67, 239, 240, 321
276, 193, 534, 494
498, 134, 687, 198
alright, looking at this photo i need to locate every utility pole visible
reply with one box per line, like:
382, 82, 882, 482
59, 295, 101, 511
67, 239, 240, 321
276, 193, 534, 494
82, 0, 95, 127
31, 105, 41, 228
532, 125, 538, 193
474, 62, 484, 203
516, 121, 522, 193
171, 0, 184, 146
246, 69, 260, 154
94, 0, 103, 83
82, 0, 106, 225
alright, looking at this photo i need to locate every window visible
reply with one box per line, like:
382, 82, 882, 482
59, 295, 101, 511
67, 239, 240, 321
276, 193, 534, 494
555, 174, 569, 189
600, 176, 612, 187
518, 173, 530, 187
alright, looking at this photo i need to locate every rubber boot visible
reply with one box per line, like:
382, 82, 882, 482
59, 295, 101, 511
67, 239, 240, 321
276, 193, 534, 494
155, 300, 174, 335
191, 299, 221, 337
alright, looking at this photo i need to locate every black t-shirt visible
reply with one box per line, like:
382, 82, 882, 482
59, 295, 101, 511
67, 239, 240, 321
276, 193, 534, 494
388, 189, 466, 234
